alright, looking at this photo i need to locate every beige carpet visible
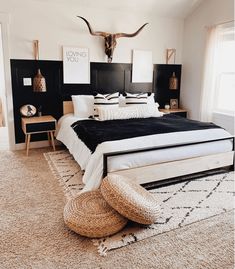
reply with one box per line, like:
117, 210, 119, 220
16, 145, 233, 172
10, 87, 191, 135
0, 148, 234, 269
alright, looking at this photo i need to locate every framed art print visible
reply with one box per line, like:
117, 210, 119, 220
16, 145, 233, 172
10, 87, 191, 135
132, 50, 153, 83
170, 99, 178, 109
63, 47, 90, 84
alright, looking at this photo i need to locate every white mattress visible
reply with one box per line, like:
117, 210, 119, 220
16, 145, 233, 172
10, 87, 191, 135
56, 114, 233, 192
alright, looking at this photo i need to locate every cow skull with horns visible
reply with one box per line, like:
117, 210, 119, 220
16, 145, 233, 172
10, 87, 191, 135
77, 16, 148, 63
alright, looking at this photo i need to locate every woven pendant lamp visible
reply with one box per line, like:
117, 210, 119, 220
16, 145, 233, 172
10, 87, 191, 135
169, 72, 178, 90
33, 40, 46, 92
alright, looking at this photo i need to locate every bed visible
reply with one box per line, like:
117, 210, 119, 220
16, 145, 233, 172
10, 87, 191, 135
56, 100, 234, 192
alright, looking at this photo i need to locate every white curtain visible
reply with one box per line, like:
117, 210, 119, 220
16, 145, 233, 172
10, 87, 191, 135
200, 26, 219, 122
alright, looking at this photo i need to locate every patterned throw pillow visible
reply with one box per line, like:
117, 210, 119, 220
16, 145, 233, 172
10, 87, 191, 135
125, 92, 148, 106
94, 92, 119, 118
97, 104, 163, 121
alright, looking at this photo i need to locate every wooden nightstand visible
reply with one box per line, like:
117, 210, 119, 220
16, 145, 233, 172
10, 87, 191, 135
21, 115, 57, 156
159, 108, 187, 118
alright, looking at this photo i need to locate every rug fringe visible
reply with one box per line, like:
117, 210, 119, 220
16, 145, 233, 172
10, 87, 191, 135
92, 239, 108, 257
44, 152, 74, 201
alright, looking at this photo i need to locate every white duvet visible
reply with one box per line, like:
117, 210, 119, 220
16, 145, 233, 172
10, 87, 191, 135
56, 114, 233, 192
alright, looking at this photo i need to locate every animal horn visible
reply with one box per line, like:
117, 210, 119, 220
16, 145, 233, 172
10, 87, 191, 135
115, 23, 148, 38
77, 16, 108, 37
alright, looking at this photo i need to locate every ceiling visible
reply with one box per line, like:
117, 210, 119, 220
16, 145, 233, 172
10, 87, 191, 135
33, 0, 204, 19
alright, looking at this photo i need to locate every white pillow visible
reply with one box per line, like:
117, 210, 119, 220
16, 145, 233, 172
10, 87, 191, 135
147, 93, 160, 108
120, 93, 160, 109
119, 94, 126, 107
97, 104, 163, 121
94, 92, 119, 118
125, 92, 148, 106
147, 93, 155, 105
71, 95, 94, 118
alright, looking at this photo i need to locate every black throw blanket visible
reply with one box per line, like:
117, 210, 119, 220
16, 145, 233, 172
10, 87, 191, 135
71, 114, 221, 153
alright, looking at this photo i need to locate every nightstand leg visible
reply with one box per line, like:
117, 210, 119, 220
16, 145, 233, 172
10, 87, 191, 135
26, 134, 31, 156
47, 132, 51, 146
50, 131, 55, 151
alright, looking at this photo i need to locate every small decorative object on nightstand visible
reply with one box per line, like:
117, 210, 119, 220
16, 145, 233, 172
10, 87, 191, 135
21, 115, 56, 156
170, 98, 178, 109
20, 104, 37, 117
164, 104, 170, 110
159, 108, 187, 118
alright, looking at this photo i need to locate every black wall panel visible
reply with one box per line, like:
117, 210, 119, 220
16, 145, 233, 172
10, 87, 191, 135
154, 64, 182, 108
10, 59, 181, 144
91, 63, 127, 93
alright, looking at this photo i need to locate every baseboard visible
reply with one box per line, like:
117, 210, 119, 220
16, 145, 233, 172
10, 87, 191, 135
14, 139, 62, 150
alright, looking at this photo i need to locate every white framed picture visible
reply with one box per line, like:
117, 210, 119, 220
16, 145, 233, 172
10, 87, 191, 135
63, 47, 90, 84
132, 50, 153, 83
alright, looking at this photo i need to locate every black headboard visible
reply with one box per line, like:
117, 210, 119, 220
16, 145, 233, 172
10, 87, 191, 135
62, 62, 153, 99
10, 59, 181, 143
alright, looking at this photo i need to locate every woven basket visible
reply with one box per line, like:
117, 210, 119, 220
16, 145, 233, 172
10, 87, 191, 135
64, 190, 127, 238
101, 174, 161, 225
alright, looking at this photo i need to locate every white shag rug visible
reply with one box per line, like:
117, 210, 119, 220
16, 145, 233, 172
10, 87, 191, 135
44, 150, 234, 256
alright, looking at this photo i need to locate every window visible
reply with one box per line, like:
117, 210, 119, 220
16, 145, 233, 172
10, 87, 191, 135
200, 22, 235, 122
213, 23, 235, 114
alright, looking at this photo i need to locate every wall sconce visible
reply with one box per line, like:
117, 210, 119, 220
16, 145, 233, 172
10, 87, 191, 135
169, 72, 178, 90
33, 40, 46, 92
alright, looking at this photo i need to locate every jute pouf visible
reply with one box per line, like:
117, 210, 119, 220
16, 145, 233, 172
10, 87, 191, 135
63, 190, 128, 238
101, 174, 161, 225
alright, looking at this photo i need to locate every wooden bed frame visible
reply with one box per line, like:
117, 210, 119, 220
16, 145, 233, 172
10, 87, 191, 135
63, 101, 234, 187
63, 101, 74, 115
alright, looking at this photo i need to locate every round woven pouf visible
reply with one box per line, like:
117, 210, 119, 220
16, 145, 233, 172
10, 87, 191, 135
101, 174, 161, 225
63, 190, 128, 238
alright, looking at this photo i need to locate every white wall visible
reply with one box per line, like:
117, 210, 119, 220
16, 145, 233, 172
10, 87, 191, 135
181, 0, 234, 121
0, 13, 14, 150
0, 0, 184, 63
0, 24, 6, 126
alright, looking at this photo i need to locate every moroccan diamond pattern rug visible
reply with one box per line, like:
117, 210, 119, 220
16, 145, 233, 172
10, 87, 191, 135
44, 150, 234, 256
